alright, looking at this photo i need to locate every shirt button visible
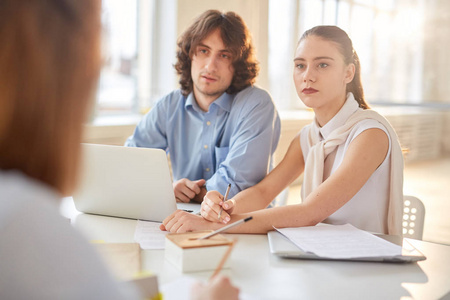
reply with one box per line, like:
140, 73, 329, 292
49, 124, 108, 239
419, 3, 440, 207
206, 121, 211, 126
206, 168, 210, 172
204, 145, 208, 149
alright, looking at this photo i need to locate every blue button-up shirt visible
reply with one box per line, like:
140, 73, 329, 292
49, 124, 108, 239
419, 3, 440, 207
125, 86, 280, 198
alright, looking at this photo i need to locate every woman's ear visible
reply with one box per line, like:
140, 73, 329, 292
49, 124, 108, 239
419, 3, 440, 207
344, 63, 356, 84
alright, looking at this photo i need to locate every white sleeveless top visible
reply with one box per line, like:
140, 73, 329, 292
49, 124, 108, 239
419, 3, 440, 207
300, 96, 392, 234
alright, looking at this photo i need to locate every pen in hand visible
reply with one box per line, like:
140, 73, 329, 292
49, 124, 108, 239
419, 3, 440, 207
197, 216, 253, 240
218, 183, 231, 220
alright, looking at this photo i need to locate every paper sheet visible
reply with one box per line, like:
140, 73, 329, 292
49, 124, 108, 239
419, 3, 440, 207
275, 223, 402, 259
134, 220, 168, 249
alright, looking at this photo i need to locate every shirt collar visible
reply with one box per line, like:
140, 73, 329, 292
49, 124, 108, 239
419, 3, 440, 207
185, 92, 201, 112
319, 93, 359, 140
213, 92, 233, 112
185, 92, 233, 113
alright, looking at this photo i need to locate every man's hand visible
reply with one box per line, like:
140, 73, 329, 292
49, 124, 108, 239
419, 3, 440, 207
159, 209, 219, 233
173, 178, 206, 203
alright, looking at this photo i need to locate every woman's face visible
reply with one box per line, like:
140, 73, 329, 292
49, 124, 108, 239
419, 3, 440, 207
293, 36, 355, 115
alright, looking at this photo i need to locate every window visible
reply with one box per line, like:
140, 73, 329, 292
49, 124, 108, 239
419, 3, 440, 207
97, 0, 448, 116
268, 0, 436, 109
97, 0, 177, 118
99, 0, 138, 115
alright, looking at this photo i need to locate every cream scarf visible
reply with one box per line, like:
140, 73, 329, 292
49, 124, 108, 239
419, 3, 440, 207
301, 100, 404, 236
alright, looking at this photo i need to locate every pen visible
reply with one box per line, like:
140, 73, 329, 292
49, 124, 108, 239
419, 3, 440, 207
217, 183, 231, 220
197, 216, 253, 240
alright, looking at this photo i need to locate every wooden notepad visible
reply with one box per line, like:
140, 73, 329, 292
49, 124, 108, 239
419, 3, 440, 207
165, 231, 233, 272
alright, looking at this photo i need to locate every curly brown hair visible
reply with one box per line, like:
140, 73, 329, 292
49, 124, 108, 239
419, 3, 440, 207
174, 10, 259, 96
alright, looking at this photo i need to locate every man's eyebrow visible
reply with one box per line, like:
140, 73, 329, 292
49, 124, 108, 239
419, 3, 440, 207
219, 49, 232, 54
197, 43, 211, 49
294, 56, 335, 62
196, 43, 231, 53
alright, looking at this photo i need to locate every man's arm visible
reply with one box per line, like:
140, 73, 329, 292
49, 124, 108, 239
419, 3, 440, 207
205, 87, 281, 198
124, 101, 168, 149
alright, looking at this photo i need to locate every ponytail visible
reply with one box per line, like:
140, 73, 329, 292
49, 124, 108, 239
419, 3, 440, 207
348, 51, 368, 109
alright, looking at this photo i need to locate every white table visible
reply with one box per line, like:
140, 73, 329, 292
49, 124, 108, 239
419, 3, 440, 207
71, 212, 450, 300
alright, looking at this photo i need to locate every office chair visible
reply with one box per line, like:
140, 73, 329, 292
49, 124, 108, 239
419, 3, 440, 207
402, 195, 425, 240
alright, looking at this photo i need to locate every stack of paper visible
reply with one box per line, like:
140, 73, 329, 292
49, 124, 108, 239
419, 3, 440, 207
275, 223, 402, 259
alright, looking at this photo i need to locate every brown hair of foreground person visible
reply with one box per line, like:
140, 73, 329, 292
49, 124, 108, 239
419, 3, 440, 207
0, 0, 101, 195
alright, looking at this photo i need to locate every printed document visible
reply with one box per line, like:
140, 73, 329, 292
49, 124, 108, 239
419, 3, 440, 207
134, 220, 168, 249
275, 223, 402, 259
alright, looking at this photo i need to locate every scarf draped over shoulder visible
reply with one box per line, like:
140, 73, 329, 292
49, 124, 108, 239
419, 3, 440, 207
301, 96, 404, 236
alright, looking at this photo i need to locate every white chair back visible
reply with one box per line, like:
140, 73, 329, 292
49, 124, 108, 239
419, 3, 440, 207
402, 195, 425, 240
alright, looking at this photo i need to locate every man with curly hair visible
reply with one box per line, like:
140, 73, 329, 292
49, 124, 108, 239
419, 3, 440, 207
126, 10, 280, 204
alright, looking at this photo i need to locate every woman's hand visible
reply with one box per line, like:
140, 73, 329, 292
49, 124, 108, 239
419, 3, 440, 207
160, 209, 219, 233
191, 275, 239, 300
200, 191, 236, 224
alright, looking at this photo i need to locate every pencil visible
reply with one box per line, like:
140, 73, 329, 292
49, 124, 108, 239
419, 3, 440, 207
218, 183, 231, 220
210, 238, 236, 279
197, 216, 253, 240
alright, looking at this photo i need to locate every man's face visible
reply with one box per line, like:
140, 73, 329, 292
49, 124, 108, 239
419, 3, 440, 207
191, 28, 235, 111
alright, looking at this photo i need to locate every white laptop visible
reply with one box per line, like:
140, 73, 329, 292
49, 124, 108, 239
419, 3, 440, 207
268, 230, 426, 263
73, 144, 200, 222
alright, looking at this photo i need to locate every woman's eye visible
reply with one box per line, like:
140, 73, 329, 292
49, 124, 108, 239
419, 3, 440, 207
295, 64, 305, 69
318, 63, 328, 68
